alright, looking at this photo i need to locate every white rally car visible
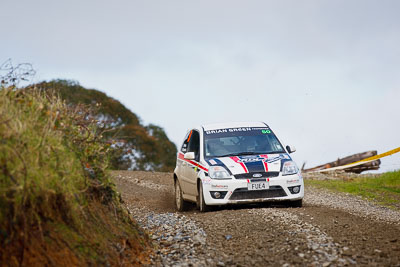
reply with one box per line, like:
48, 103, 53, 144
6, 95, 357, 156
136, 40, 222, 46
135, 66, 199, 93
174, 122, 304, 212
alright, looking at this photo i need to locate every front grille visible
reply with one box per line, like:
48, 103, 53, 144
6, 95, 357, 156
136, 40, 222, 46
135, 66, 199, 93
234, 172, 279, 179
229, 186, 287, 200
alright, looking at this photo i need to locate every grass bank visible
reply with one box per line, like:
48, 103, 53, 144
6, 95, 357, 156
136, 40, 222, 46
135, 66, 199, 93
0, 86, 150, 266
305, 170, 400, 209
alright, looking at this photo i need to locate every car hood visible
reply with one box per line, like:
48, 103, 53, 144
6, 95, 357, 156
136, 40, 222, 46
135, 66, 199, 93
205, 153, 291, 175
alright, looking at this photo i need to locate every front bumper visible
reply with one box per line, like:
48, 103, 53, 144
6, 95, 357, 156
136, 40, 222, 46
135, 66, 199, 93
202, 173, 304, 205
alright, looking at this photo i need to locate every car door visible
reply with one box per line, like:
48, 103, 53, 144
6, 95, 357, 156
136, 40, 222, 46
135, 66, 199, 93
181, 129, 200, 196
177, 130, 190, 188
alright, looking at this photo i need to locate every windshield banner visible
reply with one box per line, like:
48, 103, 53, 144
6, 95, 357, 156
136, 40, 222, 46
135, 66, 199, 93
204, 127, 271, 137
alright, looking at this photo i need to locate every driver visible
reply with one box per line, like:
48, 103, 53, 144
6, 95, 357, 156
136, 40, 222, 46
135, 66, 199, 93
206, 139, 229, 156
255, 135, 272, 152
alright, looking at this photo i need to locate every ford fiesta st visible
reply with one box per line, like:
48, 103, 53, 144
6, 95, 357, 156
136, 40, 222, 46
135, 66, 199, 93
174, 122, 304, 212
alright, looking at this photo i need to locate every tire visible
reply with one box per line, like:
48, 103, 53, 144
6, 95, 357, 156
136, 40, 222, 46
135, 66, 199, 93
288, 199, 303, 208
175, 179, 190, 211
198, 183, 210, 212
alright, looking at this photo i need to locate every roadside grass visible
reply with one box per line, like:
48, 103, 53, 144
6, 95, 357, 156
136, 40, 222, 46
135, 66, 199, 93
0, 87, 85, 235
305, 170, 400, 209
0, 86, 150, 265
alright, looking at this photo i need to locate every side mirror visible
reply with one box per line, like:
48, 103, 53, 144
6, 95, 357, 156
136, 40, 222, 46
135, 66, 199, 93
184, 152, 195, 160
286, 145, 296, 154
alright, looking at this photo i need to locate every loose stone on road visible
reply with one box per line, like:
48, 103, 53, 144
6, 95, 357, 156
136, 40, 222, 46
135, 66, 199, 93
113, 171, 400, 266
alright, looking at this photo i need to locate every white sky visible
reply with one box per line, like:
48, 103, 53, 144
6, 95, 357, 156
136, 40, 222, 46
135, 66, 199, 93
1, 0, 399, 172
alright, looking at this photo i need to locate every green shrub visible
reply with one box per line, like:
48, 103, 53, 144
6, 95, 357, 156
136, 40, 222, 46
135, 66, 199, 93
33, 80, 177, 171
0, 86, 117, 242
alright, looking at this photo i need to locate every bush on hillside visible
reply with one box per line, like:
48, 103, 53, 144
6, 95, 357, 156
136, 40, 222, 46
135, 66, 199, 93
0, 85, 117, 243
31, 80, 177, 172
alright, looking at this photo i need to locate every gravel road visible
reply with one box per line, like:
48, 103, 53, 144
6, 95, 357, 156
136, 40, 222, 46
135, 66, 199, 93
112, 171, 400, 266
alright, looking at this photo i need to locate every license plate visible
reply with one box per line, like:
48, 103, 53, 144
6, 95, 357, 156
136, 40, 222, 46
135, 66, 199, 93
247, 182, 269, 191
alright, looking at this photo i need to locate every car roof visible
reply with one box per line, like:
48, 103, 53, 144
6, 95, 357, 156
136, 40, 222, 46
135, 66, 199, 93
201, 121, 268, 131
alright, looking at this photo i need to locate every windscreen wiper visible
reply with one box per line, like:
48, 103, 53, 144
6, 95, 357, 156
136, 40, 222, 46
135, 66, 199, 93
264, 151, 286, 154
219, 151, 286, 157
219, 152, 264, 157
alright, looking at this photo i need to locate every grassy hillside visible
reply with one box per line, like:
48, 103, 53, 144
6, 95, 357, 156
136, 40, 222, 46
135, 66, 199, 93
306, 170, 400, 210
0, 86, 150, 266
31, 79, 177, 172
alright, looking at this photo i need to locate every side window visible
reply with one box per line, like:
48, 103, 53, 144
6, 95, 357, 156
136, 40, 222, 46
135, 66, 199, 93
187, 130, 200, 160
180, 131, 190, 153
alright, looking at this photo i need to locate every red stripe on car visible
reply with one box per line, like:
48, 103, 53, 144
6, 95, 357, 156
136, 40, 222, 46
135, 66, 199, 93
230, 156, 248, 173
178, 152, 208, 172
259, 154, 269, 172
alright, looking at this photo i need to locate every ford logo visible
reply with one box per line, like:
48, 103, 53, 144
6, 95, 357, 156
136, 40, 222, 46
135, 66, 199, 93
252, 173, 262, 178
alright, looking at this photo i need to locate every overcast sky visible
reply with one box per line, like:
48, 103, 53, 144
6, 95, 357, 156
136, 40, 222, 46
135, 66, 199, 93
1, 0, 399, 171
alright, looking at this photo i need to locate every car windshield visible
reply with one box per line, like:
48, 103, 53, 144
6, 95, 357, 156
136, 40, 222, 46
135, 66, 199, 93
204, 127, 285, 158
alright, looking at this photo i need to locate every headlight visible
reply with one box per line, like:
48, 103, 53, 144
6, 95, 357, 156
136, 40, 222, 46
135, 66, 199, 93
282, 161, 299, 176
208, 166, 231, 179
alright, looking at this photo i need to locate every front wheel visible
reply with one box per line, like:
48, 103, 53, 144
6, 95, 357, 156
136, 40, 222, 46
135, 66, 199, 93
198, 183, 210, 212
175, 179, 190, 211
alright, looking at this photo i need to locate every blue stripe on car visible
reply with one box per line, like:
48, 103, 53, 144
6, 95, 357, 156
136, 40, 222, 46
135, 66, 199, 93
242, 160, 265, 173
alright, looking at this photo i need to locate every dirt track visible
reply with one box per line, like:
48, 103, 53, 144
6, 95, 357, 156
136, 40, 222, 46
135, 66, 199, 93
112, 171, 400, 266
